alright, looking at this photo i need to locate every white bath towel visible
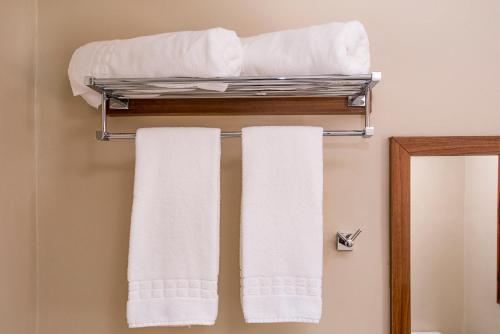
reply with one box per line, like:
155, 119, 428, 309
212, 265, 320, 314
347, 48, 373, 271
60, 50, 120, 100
127, 127, 221, 327
241, 21, 370, 76
68, 28, 242, 107
240, 126, 324, 323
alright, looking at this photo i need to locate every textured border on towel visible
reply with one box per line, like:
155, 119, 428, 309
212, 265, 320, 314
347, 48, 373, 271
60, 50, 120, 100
129, 279, 217, 301
242, 276, 321, 297
241, 276, 322, 323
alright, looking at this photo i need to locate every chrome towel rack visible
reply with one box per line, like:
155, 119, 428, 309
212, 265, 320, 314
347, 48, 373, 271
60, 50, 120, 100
85, 72, 381, 141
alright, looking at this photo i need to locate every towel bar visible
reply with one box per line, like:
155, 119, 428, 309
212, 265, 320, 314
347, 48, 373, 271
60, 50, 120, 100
97, 129, 373, 140
88, 72, 381, 141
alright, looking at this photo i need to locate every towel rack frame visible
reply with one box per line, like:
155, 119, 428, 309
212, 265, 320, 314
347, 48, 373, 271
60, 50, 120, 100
87, 72, 381, 141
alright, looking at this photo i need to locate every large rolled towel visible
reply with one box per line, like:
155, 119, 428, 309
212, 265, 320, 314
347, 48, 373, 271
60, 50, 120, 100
241, 21, 370, 76
68, 28, 242, 107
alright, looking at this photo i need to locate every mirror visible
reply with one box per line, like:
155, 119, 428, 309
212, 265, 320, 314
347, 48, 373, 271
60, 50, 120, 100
411, 156, 499, 333
390, 137, 500, 334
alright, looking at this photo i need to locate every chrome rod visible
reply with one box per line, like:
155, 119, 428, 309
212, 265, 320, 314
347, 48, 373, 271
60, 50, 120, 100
86, 73, 375, 86
350, 229, 362, 241
98, 129, 368, 140
365, 88, 371, 128
86, 72, 381, 100
101, 92, 108, 134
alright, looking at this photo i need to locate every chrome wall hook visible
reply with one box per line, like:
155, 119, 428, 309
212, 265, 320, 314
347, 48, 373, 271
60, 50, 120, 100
336, 229, 362, 251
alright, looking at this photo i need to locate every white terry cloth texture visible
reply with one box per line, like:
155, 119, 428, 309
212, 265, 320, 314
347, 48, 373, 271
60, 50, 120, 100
68, 28, 242, 107
127, 127, 221, 327
241, 21, 370, 76
240, 126, 324, 323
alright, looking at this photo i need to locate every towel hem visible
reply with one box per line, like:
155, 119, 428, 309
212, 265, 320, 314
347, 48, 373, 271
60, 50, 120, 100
242, 294, 322, 324
127, 295, 218, 327
245, 318, 320, 324
128, 320, 215, 327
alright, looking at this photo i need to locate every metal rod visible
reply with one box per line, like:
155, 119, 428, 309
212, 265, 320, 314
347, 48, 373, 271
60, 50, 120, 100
86, 73, 375, 86
99, 129, 367, 140
365, 89, 371, 128
101, 92, 108, 134
350, 229, 362, 241
86, 72, 381, 100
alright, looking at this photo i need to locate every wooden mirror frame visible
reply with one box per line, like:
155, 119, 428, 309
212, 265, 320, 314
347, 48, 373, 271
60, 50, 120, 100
390, 136, 500, 334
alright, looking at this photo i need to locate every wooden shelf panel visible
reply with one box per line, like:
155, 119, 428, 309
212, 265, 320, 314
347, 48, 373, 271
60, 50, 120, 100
107, 96, 365, 116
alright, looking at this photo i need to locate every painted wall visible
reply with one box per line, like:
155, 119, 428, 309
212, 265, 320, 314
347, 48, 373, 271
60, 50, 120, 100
1, 0, 500, 333
0, 0, 36, 333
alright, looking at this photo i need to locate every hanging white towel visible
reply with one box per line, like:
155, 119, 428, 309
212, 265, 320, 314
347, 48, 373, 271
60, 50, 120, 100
127, 127, 221, 327
241, 21, 370, 76
240, 126, 324, 323
68, 28, 242, 108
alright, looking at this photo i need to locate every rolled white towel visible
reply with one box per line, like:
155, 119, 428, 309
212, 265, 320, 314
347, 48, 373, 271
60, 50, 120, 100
241, 21, 370, 76
68, 28, 242, 107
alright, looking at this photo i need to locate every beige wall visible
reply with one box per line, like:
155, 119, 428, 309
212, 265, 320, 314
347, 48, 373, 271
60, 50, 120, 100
0, 0, 36, 333
411, 157, 467, 333
1, 0, 500, 333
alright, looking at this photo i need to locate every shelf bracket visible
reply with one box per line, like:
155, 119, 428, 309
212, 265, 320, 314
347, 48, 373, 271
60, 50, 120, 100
96, 92, 110, 141
347, 95, 366, 107
362, 88, 374, 138
109, 98, 129, 110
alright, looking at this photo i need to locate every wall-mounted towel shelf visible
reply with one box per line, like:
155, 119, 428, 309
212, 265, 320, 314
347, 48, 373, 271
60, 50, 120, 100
86, 72, 381, 141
